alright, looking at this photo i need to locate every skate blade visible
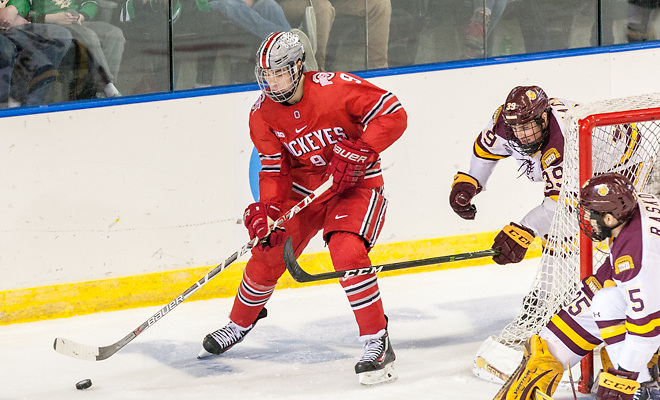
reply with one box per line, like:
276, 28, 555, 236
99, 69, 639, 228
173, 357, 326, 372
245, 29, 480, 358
358, 363, 398, 386
197, 347, 216, 359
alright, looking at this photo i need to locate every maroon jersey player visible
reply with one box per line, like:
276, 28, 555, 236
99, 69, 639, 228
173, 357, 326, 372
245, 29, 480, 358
449, 85, 578, 265
494, 173, 660, 400
199, 31, 407, 386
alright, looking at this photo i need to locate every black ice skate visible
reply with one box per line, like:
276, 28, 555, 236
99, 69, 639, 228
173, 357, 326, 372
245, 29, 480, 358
354, 330, 397, 386
198, 308, 267, 358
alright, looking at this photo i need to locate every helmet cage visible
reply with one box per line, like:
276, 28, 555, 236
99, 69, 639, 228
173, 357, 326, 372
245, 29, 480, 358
579, 208, 615, 242
255, 63, 303, 103
255, 31, 305, 103
502, 85, 551, 155
504, 114, 549, 155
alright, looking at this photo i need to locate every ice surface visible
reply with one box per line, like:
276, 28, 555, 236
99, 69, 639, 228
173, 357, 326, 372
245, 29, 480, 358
0, 260, 594, 399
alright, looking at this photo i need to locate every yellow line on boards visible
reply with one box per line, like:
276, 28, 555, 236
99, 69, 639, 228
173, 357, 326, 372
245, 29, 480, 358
0, 231, 542, 325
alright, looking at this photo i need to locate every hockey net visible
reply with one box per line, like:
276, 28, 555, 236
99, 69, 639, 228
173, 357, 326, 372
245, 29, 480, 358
473, 93, 660, 393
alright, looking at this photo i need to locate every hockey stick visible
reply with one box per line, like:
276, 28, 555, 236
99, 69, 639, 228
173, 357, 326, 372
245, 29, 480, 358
53, 177, 333, 361
475, 356, 556, 400
475, 356, 510, 382
283, 237, 500, 282
566, 362, 578, 400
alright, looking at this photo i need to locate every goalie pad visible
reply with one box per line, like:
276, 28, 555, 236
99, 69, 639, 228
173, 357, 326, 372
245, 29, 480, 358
494, 335, 563, 400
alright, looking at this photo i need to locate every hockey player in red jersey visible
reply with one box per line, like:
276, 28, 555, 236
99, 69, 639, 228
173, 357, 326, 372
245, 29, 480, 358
199, 31, 407, 386
494, 173, 660, 400
449, 85, 578, 265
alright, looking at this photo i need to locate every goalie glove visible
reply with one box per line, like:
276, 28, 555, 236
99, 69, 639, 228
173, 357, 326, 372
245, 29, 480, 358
492, 222, 535, 265
325, 139, 378, 194
243, 202, 286, 249
449, 172, 482, 220
493, 334, 563, 400
596, 368, 640, 400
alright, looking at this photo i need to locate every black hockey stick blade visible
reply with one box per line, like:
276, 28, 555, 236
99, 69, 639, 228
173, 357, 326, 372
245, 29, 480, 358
54, 177, 333, 361
283, 236, 500, 283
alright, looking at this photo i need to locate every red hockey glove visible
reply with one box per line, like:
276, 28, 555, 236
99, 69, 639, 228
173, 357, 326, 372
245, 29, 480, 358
596, 368, 640, 400
492, 222, 535, 265
325, 140, 378, 194
449, 172, 482, 220
243, 202, 286, 249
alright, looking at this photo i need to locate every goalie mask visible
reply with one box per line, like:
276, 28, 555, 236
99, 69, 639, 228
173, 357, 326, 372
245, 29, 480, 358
502, 85, 551, 155
255, 31, 306, 103
579, 172, 637, 241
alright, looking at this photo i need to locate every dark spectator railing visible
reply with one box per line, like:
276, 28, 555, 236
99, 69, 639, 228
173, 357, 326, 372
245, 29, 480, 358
0, 0, 657, 108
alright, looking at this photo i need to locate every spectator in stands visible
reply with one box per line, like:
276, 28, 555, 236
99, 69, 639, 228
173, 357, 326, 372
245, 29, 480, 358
333, 0, 391, 69
277, 0, 333, 70
279, 0, 390, 70
209, 0, 291, 39
627, 0, 660, 42
0, 0, 72, 106
31, 0, 125, 97
209, 0, 317, 69
511, 0, 583, 54
463, 0, 509, 58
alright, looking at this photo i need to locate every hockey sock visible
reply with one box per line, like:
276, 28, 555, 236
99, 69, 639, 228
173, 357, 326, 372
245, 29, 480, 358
329, 232, 387, 335
229, 270, 275, 328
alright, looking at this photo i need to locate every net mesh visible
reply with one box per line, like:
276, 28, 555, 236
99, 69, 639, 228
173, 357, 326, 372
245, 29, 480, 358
483, 93, 660, 352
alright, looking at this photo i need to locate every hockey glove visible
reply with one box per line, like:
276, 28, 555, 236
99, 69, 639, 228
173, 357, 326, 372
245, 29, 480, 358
492, 222, 535, 265
243, 202, 286, 249
325, 139, 378, 194
596, 368, 640, 400
449, 172, 482, 220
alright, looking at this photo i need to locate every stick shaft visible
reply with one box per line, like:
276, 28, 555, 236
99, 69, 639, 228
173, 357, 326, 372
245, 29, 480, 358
54, 177, 333, 361
283, 237, 499, 282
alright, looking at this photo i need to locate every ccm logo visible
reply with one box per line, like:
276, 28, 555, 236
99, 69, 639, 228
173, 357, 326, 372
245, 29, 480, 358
602, 378, 637, 393
334, 146, 367, 163
507, 228, 532, 246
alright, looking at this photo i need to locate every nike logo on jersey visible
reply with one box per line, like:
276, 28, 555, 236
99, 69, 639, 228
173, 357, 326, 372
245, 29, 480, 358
295, 125, 308, 134
334, 215, 349, 219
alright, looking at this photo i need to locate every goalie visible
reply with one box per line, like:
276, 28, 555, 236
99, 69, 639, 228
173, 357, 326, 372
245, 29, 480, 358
449, 85, 577, 264
493, 172, 660, 400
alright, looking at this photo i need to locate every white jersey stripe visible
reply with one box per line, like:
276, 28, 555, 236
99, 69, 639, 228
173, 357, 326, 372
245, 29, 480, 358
362, 92, 394, 126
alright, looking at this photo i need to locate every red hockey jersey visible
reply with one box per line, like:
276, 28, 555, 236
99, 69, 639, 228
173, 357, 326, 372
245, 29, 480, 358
249, 71, 407, 207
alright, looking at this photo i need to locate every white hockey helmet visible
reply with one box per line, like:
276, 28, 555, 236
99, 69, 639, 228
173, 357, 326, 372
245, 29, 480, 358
255, 31, 306, 103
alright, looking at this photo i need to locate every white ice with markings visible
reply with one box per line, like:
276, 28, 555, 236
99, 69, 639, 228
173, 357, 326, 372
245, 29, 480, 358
1, 259, 595, 399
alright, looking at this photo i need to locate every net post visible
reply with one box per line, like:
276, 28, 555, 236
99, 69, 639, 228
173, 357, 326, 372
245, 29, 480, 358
578, 116, 595, 394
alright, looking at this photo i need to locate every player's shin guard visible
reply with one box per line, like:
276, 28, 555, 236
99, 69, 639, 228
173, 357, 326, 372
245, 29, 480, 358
494, 335, 563, 400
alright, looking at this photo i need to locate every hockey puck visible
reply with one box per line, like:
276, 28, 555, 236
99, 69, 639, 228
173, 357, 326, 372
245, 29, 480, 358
75, 379, 92, 390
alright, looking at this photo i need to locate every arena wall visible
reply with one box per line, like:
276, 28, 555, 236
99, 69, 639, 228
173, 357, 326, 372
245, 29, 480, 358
2, 47, 658, 324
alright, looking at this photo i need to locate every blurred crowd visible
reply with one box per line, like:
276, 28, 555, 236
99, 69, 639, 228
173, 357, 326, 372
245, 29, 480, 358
1, 0, 659, 108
